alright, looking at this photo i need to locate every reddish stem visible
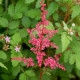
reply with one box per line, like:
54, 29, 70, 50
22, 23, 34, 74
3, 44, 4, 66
42, 65, 49, 75
40, 67, 42, 80
64, 1, 74, 22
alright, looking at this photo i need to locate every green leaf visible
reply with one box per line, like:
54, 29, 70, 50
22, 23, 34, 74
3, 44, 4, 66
12, 66, 20, 76
19, 73, 26, 80
25, 9, 41, 20
8, 4, 14, 17
25, 0, 35, 4
0, 62, 8, 70
9, 21, 19, 29
69, 53, 76, 65
76, 53, 80, 70
22, 16, 31, 28
60, 6, 67, 12
15, 0, 27, 13
1, 74, 9, 80
0, 51, 7, 60
62, 21, 68, 28
8, 28, 19, 35
61, 32, 72, 52
75, 68, 80, 77
47, 2, 59, 17
25, 70, 35, 77
11, 33, 21, 45
64, 50, 70, 63
0, 17, 8, 27
55, 23, 61, 27
13, 12, 22, 19
70, 38, 80, 53
42, 74, 51, 80
71, 5, 80, 19
35, 0, 45, 8
19, 29, 28, 38
53, 13, 59, 21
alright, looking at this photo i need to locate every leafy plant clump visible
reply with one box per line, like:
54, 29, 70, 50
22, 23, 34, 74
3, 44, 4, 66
0, 0, 80, 80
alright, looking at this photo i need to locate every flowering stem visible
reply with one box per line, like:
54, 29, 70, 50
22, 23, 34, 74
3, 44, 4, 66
40, 67, 42, 80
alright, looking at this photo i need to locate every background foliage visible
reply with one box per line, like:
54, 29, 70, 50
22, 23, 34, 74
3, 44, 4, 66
0, 0, 80, 80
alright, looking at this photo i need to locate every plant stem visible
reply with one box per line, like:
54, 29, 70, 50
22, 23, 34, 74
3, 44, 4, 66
42, 65, 49, 75
5, 0, 8, 11
64, 1, 74, 22
40, 67, 42, 80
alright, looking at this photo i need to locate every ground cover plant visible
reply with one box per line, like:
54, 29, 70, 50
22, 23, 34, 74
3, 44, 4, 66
0, 0, 80, 80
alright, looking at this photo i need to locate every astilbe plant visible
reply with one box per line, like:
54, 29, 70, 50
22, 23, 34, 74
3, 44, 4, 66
11, 1, 65, 80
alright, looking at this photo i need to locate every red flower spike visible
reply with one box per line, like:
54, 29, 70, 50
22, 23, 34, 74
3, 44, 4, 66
11, 1, 65, 71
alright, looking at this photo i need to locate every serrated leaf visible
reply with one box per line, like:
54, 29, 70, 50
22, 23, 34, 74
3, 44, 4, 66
25, 0, 35, 4
42, 74, 51, 80
13, 12, 22, 19
8, 28, 19, 35
22, 16, 31, 28
61, 32, 71, 52
0, 62, 8, 70
15, 0, 27, 13
71, 5, 80, 19
53, 13, 59, 21
64, 50, 70, 63
0, 51, 7, 60
12, 66, 20, 76
55, 23, 61, 27
25, 70, 35, 77
69, 53, 75, 65
47, 2, 59, 17
25, 9, 41, 20
19, 29, 28, 38
8, 4, 14, 17
70, 38, 80, 53
19, 73, 26, 80
76, 53, 80, 70
0, 17, 8, 27
9, 21, 19, 29
11, 33, 21, 45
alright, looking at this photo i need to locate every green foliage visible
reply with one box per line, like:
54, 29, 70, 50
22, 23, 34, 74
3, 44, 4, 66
61, 32, 72, 52
0, 17, 8, 27
25, 9, 41, 20
11, 32, 21, 45
0, 62, 8, 70
22, 16, 31, 28
25, 70, 35, 77
9, 21, 19, 29
47, 2, 59, 17
0, 0, 80, 80
0, 51, 7, 60
25, 0, 35, 4
12, 66, 20, 76
71, 5, 80, 19
19, 73, 26, 80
